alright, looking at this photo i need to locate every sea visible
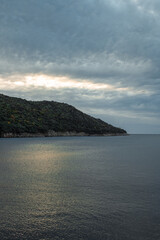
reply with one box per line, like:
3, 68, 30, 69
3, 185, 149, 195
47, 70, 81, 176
0, 135, 160, 240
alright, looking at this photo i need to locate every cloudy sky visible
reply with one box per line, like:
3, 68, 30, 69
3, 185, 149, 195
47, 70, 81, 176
0, 0, 160, 133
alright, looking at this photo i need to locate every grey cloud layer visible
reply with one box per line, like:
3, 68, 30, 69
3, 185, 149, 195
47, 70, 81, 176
0, 0, 160, 133
1, 0, 159, 76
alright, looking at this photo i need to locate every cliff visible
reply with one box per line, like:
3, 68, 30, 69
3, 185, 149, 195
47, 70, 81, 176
0, 93, 127, 137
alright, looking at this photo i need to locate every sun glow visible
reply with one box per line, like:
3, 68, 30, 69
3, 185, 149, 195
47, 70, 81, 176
0, 74, 152, 96
24, 74, 115, 90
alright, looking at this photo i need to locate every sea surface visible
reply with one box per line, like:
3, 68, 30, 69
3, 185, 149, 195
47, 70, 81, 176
0, 135, 160, 240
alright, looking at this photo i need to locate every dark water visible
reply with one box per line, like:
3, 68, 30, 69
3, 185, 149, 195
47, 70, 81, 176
0, 135, 160, 240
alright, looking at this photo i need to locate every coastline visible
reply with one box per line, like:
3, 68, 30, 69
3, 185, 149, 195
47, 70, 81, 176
0, 130, 128, 138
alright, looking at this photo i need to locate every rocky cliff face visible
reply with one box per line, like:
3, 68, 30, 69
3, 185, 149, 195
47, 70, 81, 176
0, 93, 127, 137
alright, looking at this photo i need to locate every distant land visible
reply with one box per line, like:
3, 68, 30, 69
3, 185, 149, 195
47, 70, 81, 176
0, 93, 127, 138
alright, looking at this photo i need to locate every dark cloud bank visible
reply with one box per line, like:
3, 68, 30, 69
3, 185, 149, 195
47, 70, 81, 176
0, 0, 160, 133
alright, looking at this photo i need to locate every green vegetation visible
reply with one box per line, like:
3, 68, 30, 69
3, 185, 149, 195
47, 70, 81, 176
0, 93, 126, 136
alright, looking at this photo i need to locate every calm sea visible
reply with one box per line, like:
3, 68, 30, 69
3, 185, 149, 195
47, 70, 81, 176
0, 135, 160, 240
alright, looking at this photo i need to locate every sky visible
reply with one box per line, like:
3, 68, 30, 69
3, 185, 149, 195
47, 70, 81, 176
0, 0, 160, 134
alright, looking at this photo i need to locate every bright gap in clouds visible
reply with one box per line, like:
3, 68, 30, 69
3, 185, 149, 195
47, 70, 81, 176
0, 74, 152, 96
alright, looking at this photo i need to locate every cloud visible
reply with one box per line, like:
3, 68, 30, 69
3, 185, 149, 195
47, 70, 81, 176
0, 0, 160, 133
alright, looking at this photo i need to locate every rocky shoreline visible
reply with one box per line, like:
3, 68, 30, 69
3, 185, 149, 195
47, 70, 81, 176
1, 130, 128, 138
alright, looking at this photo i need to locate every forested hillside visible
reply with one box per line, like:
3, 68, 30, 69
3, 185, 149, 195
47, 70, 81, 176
0, 93, 126, 137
